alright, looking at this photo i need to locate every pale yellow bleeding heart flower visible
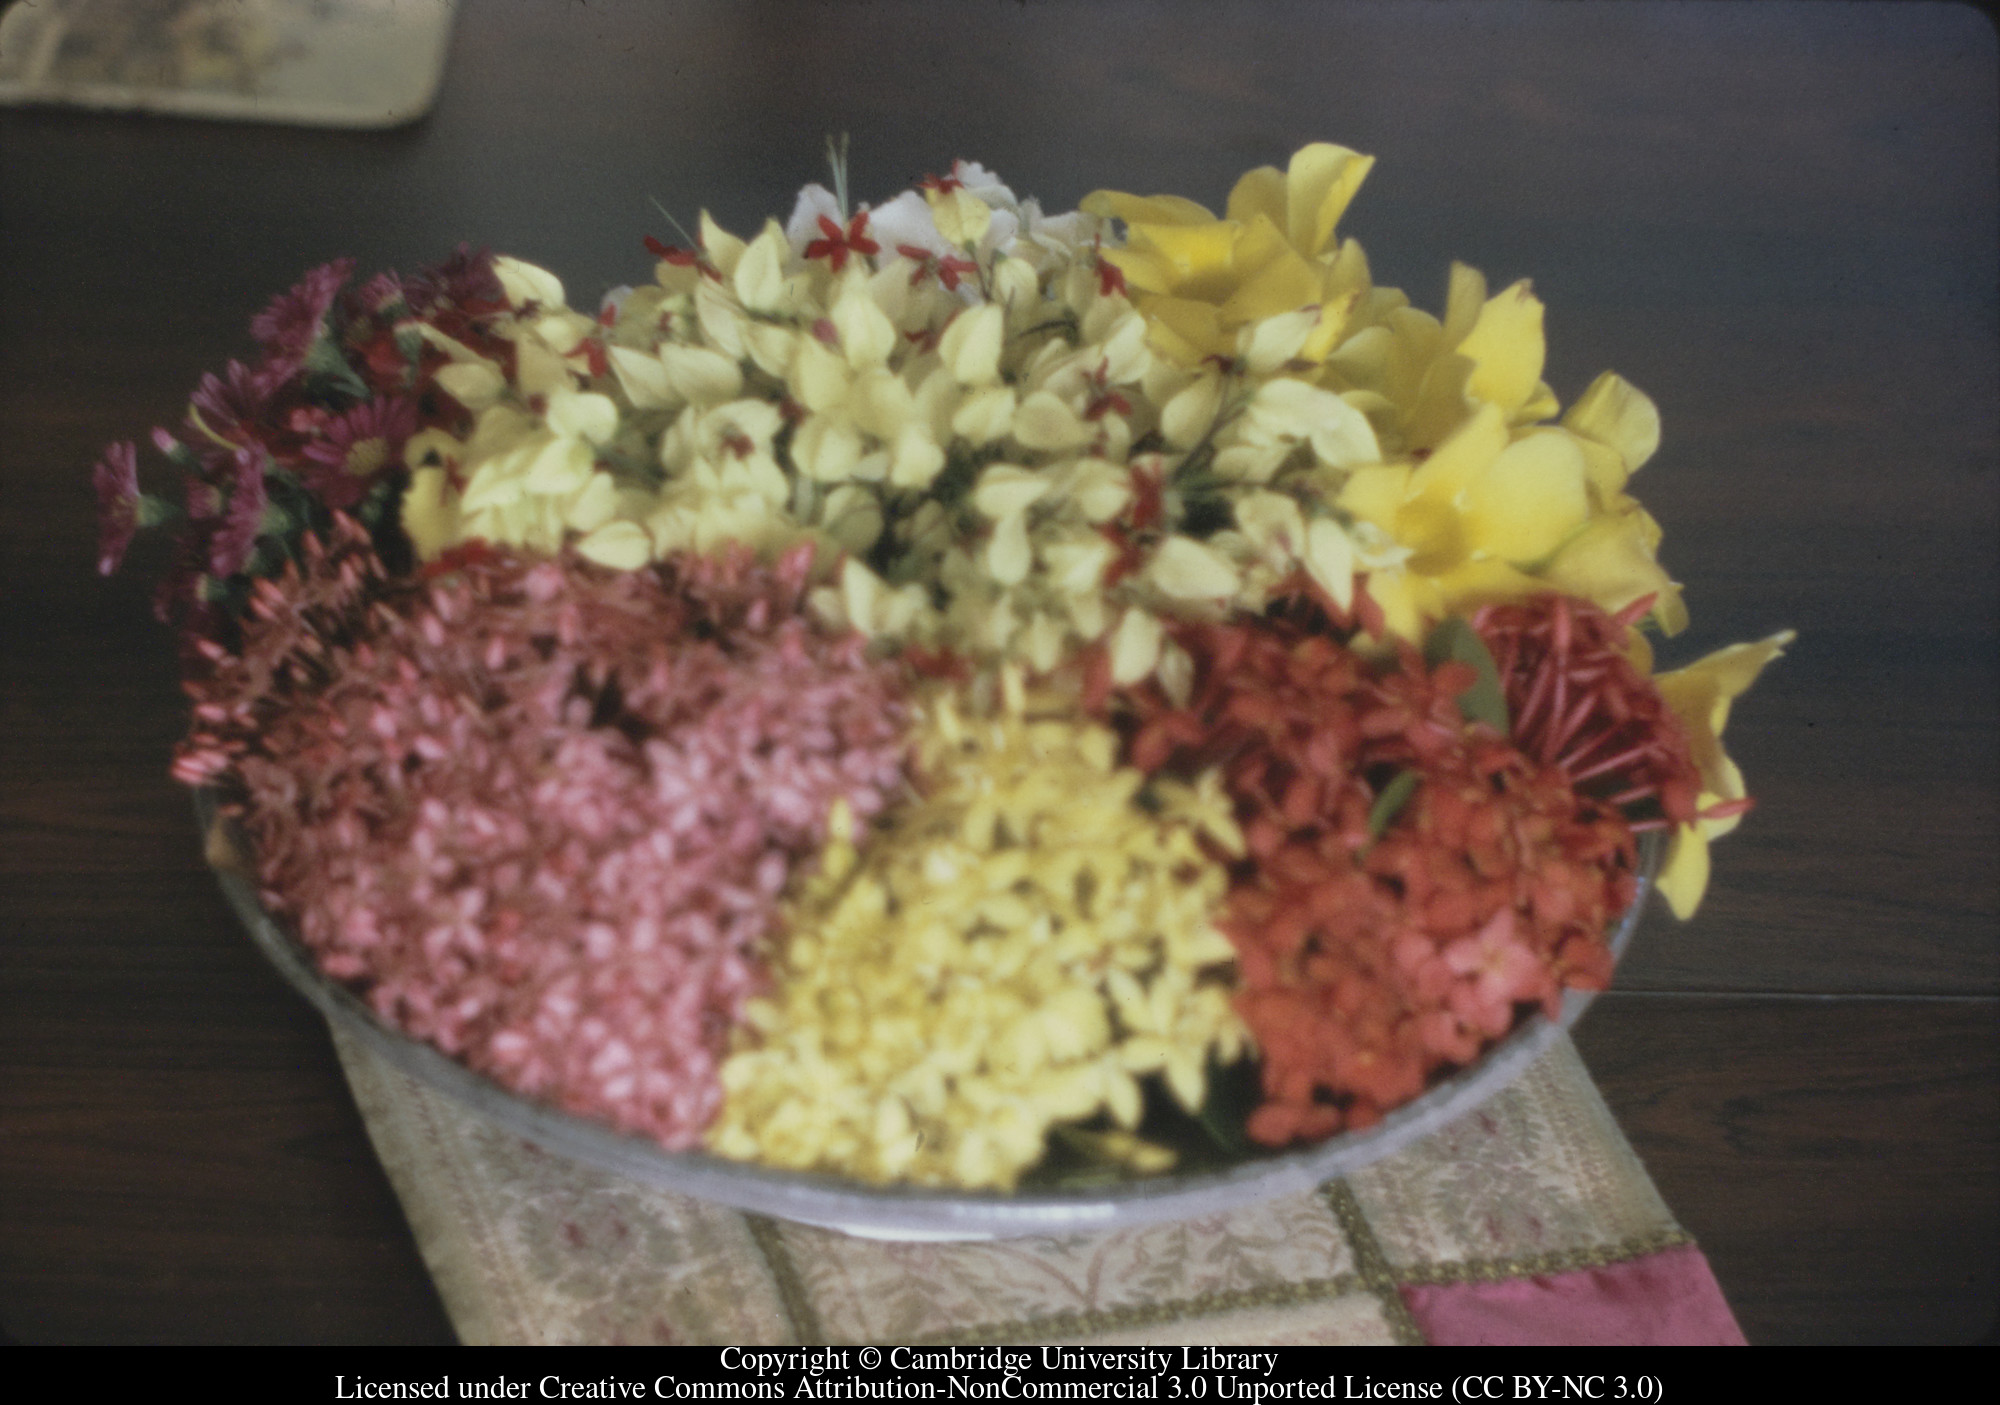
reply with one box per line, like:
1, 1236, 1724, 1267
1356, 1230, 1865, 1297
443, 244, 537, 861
1651, 631, 1795, 919
1083, 144, 1373, 366
1337, 402, 1591, 639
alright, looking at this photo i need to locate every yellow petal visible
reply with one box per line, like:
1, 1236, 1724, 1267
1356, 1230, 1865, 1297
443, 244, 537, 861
1011, 391, 1093, 451
1160, 373, 1225, 448
1360, 568, 1440, 644
792, 337, 852, 414
951, 385, 1018, 445
544, 390, 619, 445
1099, 245, 1181, 298
1426, 556, 1546, 612
1564, 371, 1662, 476
1237, 308, 1320, 376
493, 255, 565, 311
733, 223, 792, 314
1109, 607, 1163, 683
1461, 429, 1589, 565
1218, 243, 1322, 325
1441, 262, 1488, 352
513, 337, 575, 401
1409, 401, 1509, 502
1132, 221, 1248, 300
1148, 535, 1239, 599
986, 511, 1032, 586
1655, 631, 1795, 792
607, 345, 677, 411
1284, 143, 1373, 257
1304, 518, 1356, 611
927, 187, 993, 247
575, 520, 653, 570
1337, 462, 1413, 532
1080, 190, 1218, 229
433, 360, 506, 413
661, 344, 743, 405
1457, 279, 1547, 417
1139, 296, 1231, 365
400, 466, 461, 561
697, 211, 747, 279
939, 304, 1005, 386
972, 464, 1050, 519
1655, 824, 1711, 920
1541, 510, 1686, 629
1224, 164, 1287, 232
830, 276, 898, 368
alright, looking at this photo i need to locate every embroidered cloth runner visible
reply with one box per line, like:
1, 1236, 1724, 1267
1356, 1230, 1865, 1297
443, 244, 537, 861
332, 1028, 1743, 1346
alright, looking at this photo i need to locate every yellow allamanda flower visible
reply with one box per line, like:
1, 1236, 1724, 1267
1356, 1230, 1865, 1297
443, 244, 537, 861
1331, 261, 1560, 456
1336, 366, 1687, 643
1651, 631, 1795, 918
1083, 143, 1375, 366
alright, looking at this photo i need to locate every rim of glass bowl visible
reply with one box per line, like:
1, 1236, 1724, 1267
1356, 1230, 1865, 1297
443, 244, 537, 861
197, 789, 1658, 1240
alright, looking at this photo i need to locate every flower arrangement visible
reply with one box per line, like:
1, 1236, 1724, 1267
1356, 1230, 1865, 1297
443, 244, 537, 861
98, 143, 1790, 1191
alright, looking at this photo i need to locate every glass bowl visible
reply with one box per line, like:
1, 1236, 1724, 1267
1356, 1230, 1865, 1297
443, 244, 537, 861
198, 790, 1657, 1241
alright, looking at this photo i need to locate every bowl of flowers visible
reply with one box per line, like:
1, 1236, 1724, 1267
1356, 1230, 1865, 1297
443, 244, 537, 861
98, 143, 1789, 1238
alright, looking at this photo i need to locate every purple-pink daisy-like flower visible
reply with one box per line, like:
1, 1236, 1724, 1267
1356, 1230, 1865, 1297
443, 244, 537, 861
249, 257, 355, 378
299, 396, 419, 509
208, 447, 268, 579
93, 441, 141, 577
346, 270, 409, 321
404, 244, 505, 316
187, 359, 280, 448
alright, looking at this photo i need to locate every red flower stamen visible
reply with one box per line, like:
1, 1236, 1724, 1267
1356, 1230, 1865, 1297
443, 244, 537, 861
643, 235, 699, 266
1128, 460, 1166, 530
1092, 238, 1128, 298
1473, 595, 1707, 828
805, 212, 880, 273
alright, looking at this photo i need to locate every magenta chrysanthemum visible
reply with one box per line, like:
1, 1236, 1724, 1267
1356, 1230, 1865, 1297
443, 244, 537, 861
93, 440, 141, 577
187, 359, 280, 447
179, 534, 912, 1149
249, 257, 355, 378
207, 448, 268, 579
299, 396, 419, 509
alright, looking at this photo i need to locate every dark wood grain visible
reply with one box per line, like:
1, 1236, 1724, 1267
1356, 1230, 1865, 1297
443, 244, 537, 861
3, 0, 1994, 1344
1574, 996, 1999, 1345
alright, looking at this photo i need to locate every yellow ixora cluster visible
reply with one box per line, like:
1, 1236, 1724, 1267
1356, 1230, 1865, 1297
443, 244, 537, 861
705, 673, 1248, 1189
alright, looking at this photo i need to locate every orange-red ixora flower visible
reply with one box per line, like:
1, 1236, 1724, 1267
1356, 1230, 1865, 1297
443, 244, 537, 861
1101, 593, 1636, 1147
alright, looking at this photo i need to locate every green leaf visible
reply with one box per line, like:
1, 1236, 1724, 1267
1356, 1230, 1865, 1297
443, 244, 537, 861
303, 335, 371, 403
156, 435, 199, 469
1192, 1058, 1261, 1158
1424, 615, 1510, 733
1366, 770, 1420, 839
135, 492, 178, 528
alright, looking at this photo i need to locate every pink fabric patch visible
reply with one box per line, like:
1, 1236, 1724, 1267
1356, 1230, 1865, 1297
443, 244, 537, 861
1402, 1244, 1747, 1345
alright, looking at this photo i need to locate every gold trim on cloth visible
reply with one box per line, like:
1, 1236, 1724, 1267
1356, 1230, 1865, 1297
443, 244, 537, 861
334, 1028, 1689, 1346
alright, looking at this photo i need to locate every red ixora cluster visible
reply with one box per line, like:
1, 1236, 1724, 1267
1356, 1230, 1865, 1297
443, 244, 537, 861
178, 528, 912, 1148
1101, 587, 1643, 1148
1473, 594, 1719, 834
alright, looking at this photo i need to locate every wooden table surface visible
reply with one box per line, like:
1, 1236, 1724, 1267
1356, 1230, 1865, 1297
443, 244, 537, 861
2, 1, 1994, 1345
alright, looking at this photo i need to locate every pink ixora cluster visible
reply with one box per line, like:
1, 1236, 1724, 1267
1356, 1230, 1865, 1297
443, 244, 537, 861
177, 526, 910, 1147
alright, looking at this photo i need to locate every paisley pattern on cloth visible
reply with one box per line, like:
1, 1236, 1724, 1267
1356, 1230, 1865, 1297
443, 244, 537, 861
334, 1029, 1741, 1346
